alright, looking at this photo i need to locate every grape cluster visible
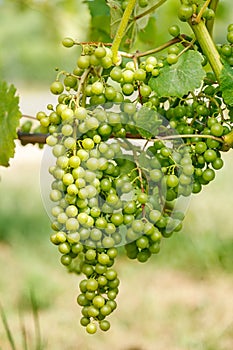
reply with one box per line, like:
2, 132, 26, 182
217, 23, 233, 67
36, 34, 233, 333
177, 0, 215, 23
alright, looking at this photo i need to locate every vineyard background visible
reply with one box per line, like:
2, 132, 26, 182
0, 1, 233, 349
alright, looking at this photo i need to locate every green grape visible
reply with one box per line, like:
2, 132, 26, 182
227, 31, 233, 44
62, 37, 74, 48
178, 4, 194, 22
168, 24, 180, 37
86, 322, 97, 334
139, 0, 148, 8
77, 55, 90, 69
50, 81, 64, 95
167, 53, 178, 65
91, 81, 104, 95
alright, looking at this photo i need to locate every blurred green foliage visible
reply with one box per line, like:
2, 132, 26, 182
0, 0, 90, 83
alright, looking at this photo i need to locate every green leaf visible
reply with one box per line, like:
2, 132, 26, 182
149, 51, 206, 98
0, 81, 21, 167
85, 0, 109, 17
136, 16, 157, 48
135, 106, 162, 139
107, 0, 123, 38
86, 0, 111, 42
220, 62, 233, 107
91, 15, 111, 42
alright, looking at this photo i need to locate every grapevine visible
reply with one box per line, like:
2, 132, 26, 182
1, 0, 233, 336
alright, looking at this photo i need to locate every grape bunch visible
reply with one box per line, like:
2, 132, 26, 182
36, 34, 233, 333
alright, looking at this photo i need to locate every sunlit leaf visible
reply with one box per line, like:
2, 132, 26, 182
149, 51, 206, 98
0, 81, 21, 167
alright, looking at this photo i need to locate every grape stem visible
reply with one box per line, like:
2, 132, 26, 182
21, 114, 37, 120
188, 18, 223, 80
76, 67, 92, 106
111, 0, 137, 64
133, 0, 168, 21
194, 0, 212, 24
119, 35, 193, 59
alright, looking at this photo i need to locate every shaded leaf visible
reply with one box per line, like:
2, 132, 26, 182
136, 16, 157, 48
85, 0, 109, 17
91, 16, 111, 42
135, 106, 162, 139
107, 0, 123, 38
85, 0, 111, 42
0, 81, 21, 167
149, 51, 206, 98
220, 62, 233, 107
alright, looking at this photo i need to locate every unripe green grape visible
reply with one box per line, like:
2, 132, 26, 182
202, 8, 215, 20
50, 81, 64, 95
137, 249, 151, 263
77, 55, 90, 69
61, 108, 74, 121
101, 56, 113, 69
178, 4, 193, 22
60, 254, 72, 266
227, 30, 233, 44
64, 75, 77, 89
202, 168, 215, 182
62, 37, 74, 48
94, 46, 107, 58
139, 84, 151, 97
167, 174, 179, 188
146, 56, 157, 66
212, 157, 223, 170
61, 124, 73, 136
167, 53, 178, 65
64, 137, 76, 149
86, 322, 97, 334
122, 69, 135, 83
82, 138, 95, 150
21, 120, 32, 133
221, 44, 232, 57
210, 123, 224, 137
73, 66, 84, 76
50, 189, 63, 202
104, 86, 117, 101
46, 135, 58, 146
65, 205, 78, 217
134, 68, 146, 81
110, 66, 123, 82
56, 156, 69, 169
139, 0, 148, 8
99, 320, 110, 331
122, 83, 134, 95
89, 54, 101, 66
168, 24, 180, 37
204, 149, 217, 162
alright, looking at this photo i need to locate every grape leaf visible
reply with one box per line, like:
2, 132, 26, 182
220, 62, 233, 107
85, 0, 111, 42
136, 17, 157, 48
85, 0, 109, 17
149, 51, 206, 98
135, 106, 162, 139
0, 81, 21, 167
107, 0, 123, 39
107, 0, 159, 49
